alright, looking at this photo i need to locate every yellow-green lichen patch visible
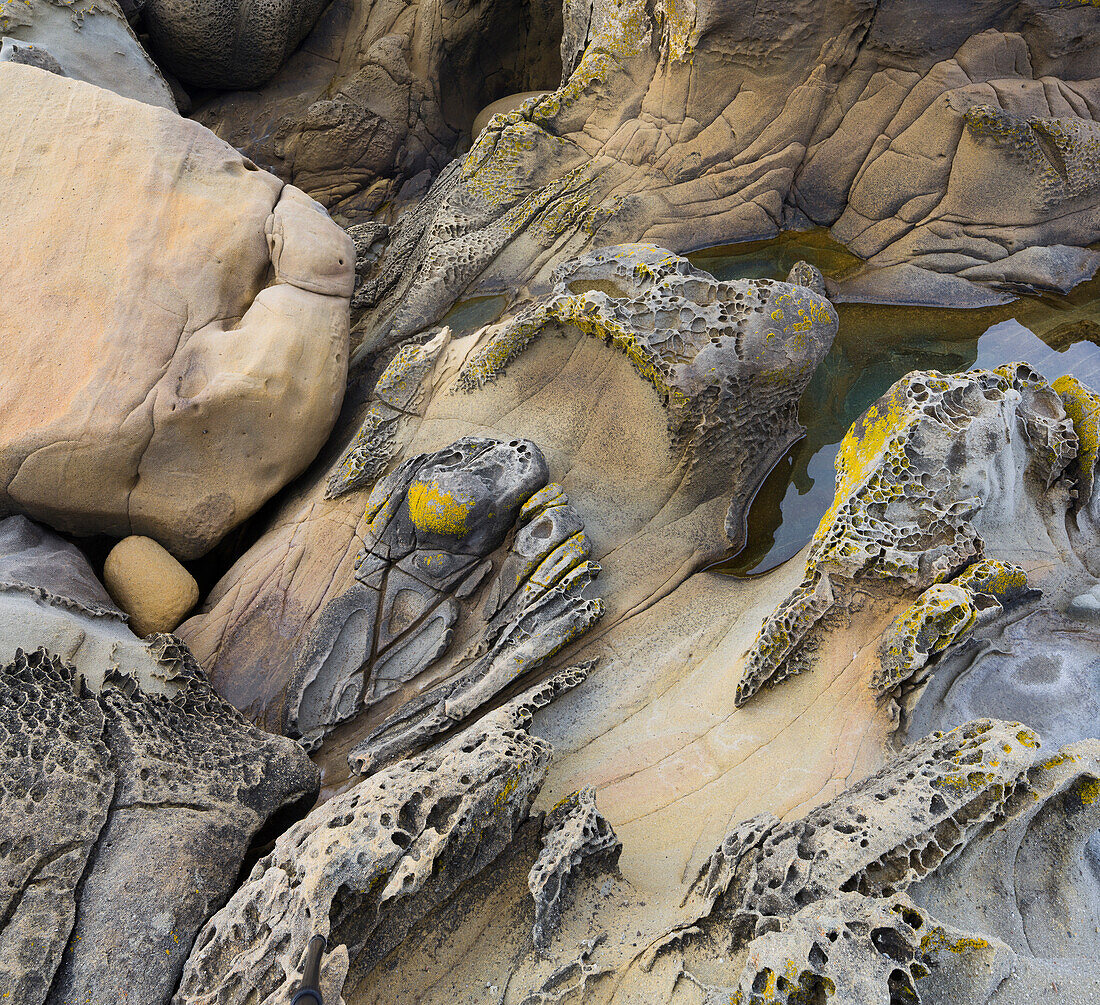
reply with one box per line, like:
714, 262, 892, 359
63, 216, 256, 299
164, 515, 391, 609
919, 928, 990, 956
453, 292, 688, 405
1077, 777, 1100, 805
657, 0, 699, 62
873, 583, 978, 697
952, 559, 1029, 602
1053, 373, 1100, 505
406, 481, 475, 537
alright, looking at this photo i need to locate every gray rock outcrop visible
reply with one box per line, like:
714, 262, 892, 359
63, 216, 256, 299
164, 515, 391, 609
142, 0, 331, 89
175, 669, 587, 1003
0, 0, 177, 108
0, 647, 319, 1004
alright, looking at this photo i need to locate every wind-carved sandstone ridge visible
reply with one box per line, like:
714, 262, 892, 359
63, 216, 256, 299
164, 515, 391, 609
738, 362, 1100, 719
175, 669, 602, 1003
0, 63, 355, 559
178, 246, 837, 766
348, 0, 1100, 350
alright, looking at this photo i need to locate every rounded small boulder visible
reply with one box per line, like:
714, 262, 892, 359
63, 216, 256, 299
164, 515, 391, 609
104, 536, 200, 637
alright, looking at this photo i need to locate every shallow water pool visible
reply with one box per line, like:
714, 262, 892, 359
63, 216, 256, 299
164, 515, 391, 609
689, 232, 1100, 577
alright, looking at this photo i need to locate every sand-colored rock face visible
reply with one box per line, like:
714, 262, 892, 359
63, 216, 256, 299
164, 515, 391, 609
0, 64, 354, 559
177, 248, 837, 751
191, 0, 564, 216
103, 536, 200, 637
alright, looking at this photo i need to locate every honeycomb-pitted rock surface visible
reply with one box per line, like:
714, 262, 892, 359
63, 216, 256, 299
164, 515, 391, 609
142, 0, 330, 89
693, 720, 1042, 933
0, 637, 318, 1004
0, 649, 113, 1005
47, 670, 320, 1005
528, 786, 621, 950
727, 893, 1014, 1005
738, 364, 1080, 705
175, 670, 583, 1004
453, 245, 838, 541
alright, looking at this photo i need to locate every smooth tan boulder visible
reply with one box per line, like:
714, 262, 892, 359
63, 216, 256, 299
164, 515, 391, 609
103, 536, 200, 637
0, 64, 355, 558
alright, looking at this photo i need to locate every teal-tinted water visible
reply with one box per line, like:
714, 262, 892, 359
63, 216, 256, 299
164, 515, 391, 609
691, 232, 1100, 576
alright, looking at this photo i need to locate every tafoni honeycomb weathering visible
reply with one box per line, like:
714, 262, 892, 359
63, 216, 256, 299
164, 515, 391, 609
4, 2, 1100, 1002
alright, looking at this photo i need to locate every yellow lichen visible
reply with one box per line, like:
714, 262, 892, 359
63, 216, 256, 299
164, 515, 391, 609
406, 481, 475, 537
1053, 374, 1100, 505
1078, 778, 1100, 805
920, 928, 990, 955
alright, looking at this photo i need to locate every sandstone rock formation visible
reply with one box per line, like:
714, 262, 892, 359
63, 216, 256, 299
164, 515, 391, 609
219, 714, 1100, 1004
177, 247, 837, 761
9, 4, 1100, 1002
0, 0, 177, 108
104, 536, 200, 636
738, 363, 1096, 712
176, 669, 586, 1003
142, 0, 330, 89
352, 1, 1100, 349
0, 64, 354, 558
192, 0, 565, 217
0, 645, 318, 1005
285, 434, 602, 758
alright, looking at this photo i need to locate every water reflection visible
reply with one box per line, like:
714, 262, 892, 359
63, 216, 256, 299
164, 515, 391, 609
691, 233, 1100, 577
438, 294, 509, 336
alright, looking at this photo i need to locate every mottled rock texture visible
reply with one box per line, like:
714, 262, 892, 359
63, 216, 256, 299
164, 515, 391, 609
528, 785, 620, 950
738, 363, 1092, 708
142, 0, 330, 89
331, 718, 1100, 1004
177, 247, 836, 764
0, 0, 177, 107
0, 515, 194, 694
0, 646, 318, 1005
176, 670, 584, 1003
349, 0, 1100, 346
192, 0, 564, 217
0, 64, 354, 558
282, 434, 603, 761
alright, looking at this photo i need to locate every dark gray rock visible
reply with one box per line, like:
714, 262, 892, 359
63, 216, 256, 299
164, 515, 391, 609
142, 0, 330, 89
0, 639, 318, 1003
0, 649, 113, 1005
288, 435, 605, 756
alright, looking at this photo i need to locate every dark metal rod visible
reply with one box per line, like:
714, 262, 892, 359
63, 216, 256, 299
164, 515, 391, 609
291, 934, 327, 1005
